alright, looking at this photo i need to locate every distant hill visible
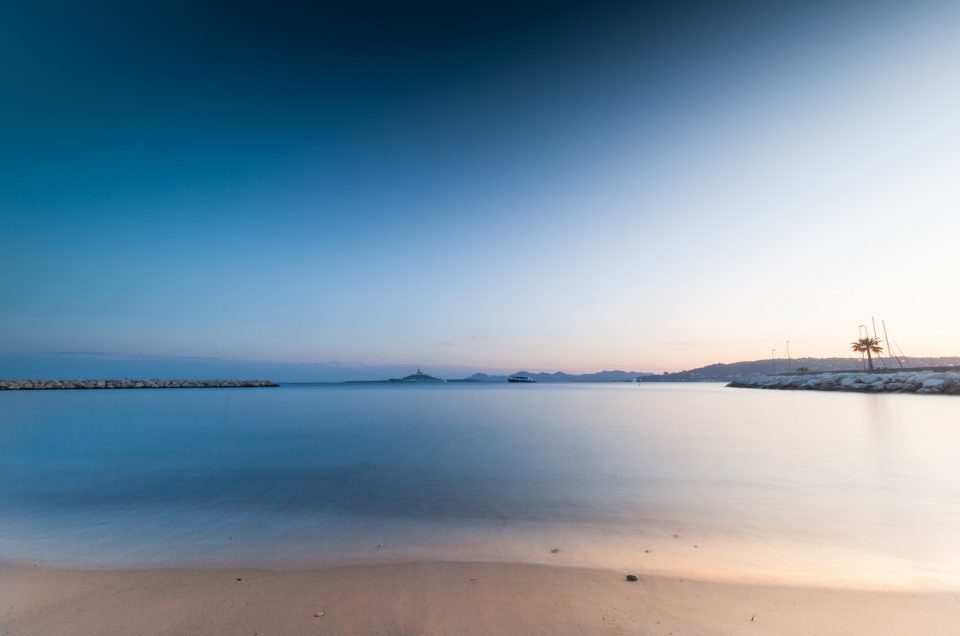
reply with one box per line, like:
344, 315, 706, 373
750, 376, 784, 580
641, 357, 960, 382
465, 370, 653, 383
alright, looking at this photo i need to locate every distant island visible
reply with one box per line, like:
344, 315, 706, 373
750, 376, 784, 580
0, 379, 278, 391
389, 369, 446, 383
464, 370, 652, 383
336, 369, 653, 384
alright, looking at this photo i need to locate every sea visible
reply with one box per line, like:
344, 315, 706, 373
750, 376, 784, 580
1, 383, 958, 588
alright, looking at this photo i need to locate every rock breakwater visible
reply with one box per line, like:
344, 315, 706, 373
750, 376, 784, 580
728, 370, 960, 395
0, 379, 279, 391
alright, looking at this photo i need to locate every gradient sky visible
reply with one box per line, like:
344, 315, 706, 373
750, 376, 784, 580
2, 0, 959, 378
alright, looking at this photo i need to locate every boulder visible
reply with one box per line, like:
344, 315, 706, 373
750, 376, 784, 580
918, 378, 945, 394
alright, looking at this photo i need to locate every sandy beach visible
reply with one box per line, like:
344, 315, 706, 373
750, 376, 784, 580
3, 561, 959, 636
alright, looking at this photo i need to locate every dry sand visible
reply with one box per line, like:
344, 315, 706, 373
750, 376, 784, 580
3, 561, 959, 635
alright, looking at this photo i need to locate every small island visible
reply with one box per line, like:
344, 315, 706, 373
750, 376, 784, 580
0, 379, 279, 391
388, 369, 446, 383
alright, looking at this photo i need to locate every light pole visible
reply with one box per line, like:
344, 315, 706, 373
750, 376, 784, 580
771, 348, 777, 374
785, 340, 791, 373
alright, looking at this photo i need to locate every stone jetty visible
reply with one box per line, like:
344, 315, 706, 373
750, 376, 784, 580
0, 379, 279, 391
728, 370, 960, 395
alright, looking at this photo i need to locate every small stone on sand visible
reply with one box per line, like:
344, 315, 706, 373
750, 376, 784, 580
314, 611, 325, 617
550, 548, 560, 554
626, 574, 639, 582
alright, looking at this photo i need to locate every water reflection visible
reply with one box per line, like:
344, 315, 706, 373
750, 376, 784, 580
1, 384, 958, 587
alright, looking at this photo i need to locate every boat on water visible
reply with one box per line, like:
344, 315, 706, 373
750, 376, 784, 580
389, 369, 446, 383
507, 374, 536, 383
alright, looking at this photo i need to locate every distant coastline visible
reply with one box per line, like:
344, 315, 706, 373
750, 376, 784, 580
0, 379, 278, 391
464, 370, 650, 383
643, 356, 960, 383
335, 369, 652, 384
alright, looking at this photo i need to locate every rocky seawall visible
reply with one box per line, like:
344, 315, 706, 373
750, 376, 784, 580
728, 370, 960, 395
0, 379, 279, 391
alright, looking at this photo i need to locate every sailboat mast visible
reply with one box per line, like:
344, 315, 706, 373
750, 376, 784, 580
871, 317, 887, 368
882, 320, 903, 369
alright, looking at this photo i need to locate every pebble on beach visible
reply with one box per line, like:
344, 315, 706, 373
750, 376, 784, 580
626, 574, 639, 582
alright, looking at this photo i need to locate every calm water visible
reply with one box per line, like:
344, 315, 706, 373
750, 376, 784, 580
1, 383, 959, 587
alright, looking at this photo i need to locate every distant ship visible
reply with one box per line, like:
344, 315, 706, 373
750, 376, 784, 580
389, 369, 446, 383
507, 374, 536, 383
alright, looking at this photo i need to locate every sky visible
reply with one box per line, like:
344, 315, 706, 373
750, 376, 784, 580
2, 0, 959, 379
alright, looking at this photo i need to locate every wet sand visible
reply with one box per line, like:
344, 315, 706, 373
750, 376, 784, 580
3, 561, 959, 635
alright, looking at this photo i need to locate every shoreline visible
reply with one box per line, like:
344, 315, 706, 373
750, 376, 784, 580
3, 560, 958, 635
728, 370, 960, 395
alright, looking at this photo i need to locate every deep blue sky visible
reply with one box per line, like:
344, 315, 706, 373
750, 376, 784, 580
3, 0, 958, 379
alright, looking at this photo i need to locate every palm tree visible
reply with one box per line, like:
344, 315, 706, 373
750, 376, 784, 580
851, 337, 883, 370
